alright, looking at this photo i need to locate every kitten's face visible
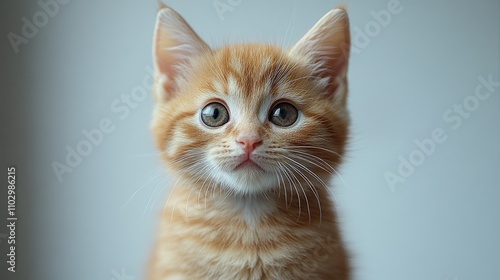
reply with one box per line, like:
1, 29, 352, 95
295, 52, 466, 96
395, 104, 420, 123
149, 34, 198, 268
152, 7, 350, 195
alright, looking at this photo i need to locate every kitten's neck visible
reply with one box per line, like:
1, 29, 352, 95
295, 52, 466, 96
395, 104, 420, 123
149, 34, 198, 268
166, 177, 335, 227
229, 194, 278, 226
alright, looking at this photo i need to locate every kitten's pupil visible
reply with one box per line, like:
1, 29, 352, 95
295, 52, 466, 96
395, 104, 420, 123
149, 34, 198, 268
213, 108, 219, 120
276, 108, 286, 120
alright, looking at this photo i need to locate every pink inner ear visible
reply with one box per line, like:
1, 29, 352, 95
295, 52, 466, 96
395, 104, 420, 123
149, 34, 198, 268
153, 8, 211, 101
289, 8, 351, 99
155, 35, 193, 98
156, 53, 182, 95
322, 51, 349, 99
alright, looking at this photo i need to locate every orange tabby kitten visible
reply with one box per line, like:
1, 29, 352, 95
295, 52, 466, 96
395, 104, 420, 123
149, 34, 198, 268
148, 4, 351, 280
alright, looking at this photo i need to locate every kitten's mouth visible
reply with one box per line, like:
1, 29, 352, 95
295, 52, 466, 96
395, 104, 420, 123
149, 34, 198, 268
234, 159, 264, 172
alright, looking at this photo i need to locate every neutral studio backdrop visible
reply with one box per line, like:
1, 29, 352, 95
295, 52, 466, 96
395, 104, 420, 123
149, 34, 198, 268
1, 0, 499, 279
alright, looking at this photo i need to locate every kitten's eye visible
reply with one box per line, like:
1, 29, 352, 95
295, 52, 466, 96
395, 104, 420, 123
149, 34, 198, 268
269, 102, 298, 127
201, 102, 229, 127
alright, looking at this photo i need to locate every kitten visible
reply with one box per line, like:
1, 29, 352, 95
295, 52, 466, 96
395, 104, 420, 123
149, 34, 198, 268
148, 4, 351, 280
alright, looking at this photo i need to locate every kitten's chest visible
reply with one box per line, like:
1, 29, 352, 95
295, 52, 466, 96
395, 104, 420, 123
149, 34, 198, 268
164, 218, 319, 279
157, 189, 336, 279
163, 210, 325, 278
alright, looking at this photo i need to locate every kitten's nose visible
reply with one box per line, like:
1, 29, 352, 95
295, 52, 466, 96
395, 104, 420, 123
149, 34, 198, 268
236, 133, 262, 154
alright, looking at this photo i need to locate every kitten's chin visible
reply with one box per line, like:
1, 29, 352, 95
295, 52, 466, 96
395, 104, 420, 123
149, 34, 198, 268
220, 167, 277, 195
233, 159, 265, 172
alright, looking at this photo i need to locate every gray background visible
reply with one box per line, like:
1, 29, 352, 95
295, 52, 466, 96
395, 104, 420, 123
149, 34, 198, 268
1, 0, 499, 279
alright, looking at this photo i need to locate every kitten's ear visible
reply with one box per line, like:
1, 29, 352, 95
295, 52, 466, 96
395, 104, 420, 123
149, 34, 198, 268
289, 7, 350, 103
153, 6, 210, 102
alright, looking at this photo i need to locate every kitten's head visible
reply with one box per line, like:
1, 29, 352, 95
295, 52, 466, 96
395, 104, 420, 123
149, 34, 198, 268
151, 6, 350, 195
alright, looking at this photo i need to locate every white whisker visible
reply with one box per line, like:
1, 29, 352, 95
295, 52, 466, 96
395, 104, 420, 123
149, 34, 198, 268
122, 164, 167, 209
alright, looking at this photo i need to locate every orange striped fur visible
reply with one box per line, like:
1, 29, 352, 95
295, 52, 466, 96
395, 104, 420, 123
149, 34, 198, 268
148, 5, 351, 280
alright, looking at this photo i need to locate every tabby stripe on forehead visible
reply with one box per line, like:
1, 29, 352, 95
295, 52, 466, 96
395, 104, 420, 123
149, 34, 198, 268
230, 56, 244, 74
219, 49, 286, 98
211, 81, 226, 96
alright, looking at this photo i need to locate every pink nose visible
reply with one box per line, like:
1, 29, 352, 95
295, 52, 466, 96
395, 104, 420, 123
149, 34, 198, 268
236, 134, 262, 154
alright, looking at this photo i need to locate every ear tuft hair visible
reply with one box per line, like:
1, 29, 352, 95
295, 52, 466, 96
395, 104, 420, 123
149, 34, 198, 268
289, 7, 350, 103
152, 6, 211, 102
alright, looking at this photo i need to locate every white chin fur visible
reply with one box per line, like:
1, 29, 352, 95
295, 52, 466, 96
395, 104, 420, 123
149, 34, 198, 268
219, 169, 278, 195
